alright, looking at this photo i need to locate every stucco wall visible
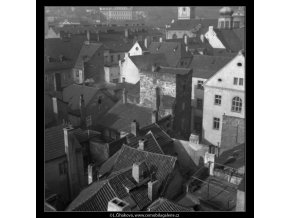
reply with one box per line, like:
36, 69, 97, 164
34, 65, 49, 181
120, 56, 140, 84
166, 30, 196, 39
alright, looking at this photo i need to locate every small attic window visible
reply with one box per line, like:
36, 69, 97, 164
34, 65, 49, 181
135, 47, 139, 51
218, 78, 222, 82
237, 62, 242, 67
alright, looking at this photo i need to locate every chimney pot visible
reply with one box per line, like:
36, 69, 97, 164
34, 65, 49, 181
148, 180, 159, 201
138, 139, 145, 150
122, 88, 127, 104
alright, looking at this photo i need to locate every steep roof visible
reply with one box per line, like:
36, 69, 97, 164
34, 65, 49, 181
130, 53, 169, 71
148, 198, 193, 212
62, 84, 99, 111
67, 146, 176, 211
44, 36, 85, 72
157, 66, 192, 76
189, 55, 233, 79
148, 42, 192, 67
74, 42, 103, 69
214, 28, 244, 52
97, 102, 153, 133
99, 32, 134, 53
215, 143, 245, 169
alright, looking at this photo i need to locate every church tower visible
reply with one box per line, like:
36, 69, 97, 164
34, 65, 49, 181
218, 6, 234, 29
178, 7, 195, 20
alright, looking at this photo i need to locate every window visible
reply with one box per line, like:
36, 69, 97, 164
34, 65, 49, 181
197, 98, 203, 109
118, 54, 121, 60
233, 77, 238, 85
122, 77, 125, 83
220, 21, 225, 29
59, 161, 68, 175
214, 95, 222, 105
76, 70, 79, 77
239, 78, 244, 86
183, 7, 186, 12
135, 46, 139, 51
225, 21, 230, 28
111, 55, 114, 63
232, 97, 242, 113
237, 62, 242, 67
213, 117, 220, 130
197, 80, 204, 89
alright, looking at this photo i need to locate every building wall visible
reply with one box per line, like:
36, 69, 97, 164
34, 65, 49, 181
178, 7, 191, 20
45, 156, 70, 203
105, 51, 126, 66
166, 30, 196, 40
85, 47, 105, 83
128, 42, 143, 56
45, 69, 74, 92
236, 190, 245, 211
202, 53, 245, 146
205, 27, 226, 49
221, 116, 245, 153
120, 55, 140, 84
104, 65, 120, 83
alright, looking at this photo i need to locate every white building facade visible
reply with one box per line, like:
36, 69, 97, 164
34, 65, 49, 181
202, 52, 245, 148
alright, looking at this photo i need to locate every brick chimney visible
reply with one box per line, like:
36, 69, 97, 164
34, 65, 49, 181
159, 37, 163, 42
138, 138, 145, 150
108, 197, 131, 211
52, 97, 58, 122
148, 180, 159, 201
204, 152, 215, 176
86, 30, 90, 42
131, 120, 139, 136
122, 88, 127, 104
184, 35, 188, 45
88, 163, 97, 185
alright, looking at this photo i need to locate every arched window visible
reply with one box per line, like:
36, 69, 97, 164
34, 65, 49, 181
172, 33, 177, 39
231, 97, 242, 112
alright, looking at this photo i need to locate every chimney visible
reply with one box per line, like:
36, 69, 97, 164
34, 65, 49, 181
200, 34, 204, 43
204, 152, 215, 176
209, 26, 213, 32
184, 35, 188, 45
125, 29, 128, 38
132, 162, 145, 183
152, 110, 158, 123
148, 180, 159, 201
80, 94, 86, 127
155, 87, 160, 112
122, 88, 127, 104
144, 37, 148, 48
88, 163, 94, 185
86, 30, 90, 42
52, 97, 58, 116
185, 45, 189, 52
189, 133, 199, 144
63, 125, 77, 199
131, 120, 139, 136
107, 197, 131, 211
159, 37, 163, 42
138, 139, 145, 150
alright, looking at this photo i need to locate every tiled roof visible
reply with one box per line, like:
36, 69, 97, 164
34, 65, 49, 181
148, 198, 193, 212
67, 145, 176, 211
45, 125, 66, 161
130, 53, 169, 71
96, 102, 153, 133
189, 55, 233, 79
74, 42, 103, 69
126, 131, 164, 155
232, 27, 245, 46
215, 143, 245, 169
44, 36, 85, 72
44, 202, 57, 211
157, 66, 192, 75
108, 136, 128, 157
99, 32, 135, 53
114, 81, 140, 97
72, 129, 101, 143
148, 42, 192, 67
62, 84, 99, 111
214, 28, 244, 52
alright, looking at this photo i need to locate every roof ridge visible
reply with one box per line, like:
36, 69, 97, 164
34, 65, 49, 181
146, 131, 165, 155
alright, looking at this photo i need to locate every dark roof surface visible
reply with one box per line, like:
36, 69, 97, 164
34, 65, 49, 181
45, 125, 66, 161
44, 36, 85, 72
214, 28, 244, 52
130, 53, 169, 70
157, 66, 192, 75
97, 102, 152, 133
189, 55, 232, 79
167, 19, 217, 32
148, 42, 192, 67
215, 143, 245, 169
148, 198, 193, 212
74, 42, 103, 69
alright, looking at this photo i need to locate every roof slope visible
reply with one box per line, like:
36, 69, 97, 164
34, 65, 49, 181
189, 55, 233, 79
148, 42, 192, 67
148, 198, 193, 212
214, 28, 243, 52
167, 19, 217, 32
44, 36, 85, 72
45, 125, 66, 161
97, 102, 153, 133
74, 42, 103, 69
67, 147, 176, 211
130, 53, 169, 71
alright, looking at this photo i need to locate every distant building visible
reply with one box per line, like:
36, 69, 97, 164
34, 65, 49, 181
177, 7, 196, 20
232, 7, 245, 28
100, 7, 134, 21
202, 51, 245, 150
217, 6, 245, 29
